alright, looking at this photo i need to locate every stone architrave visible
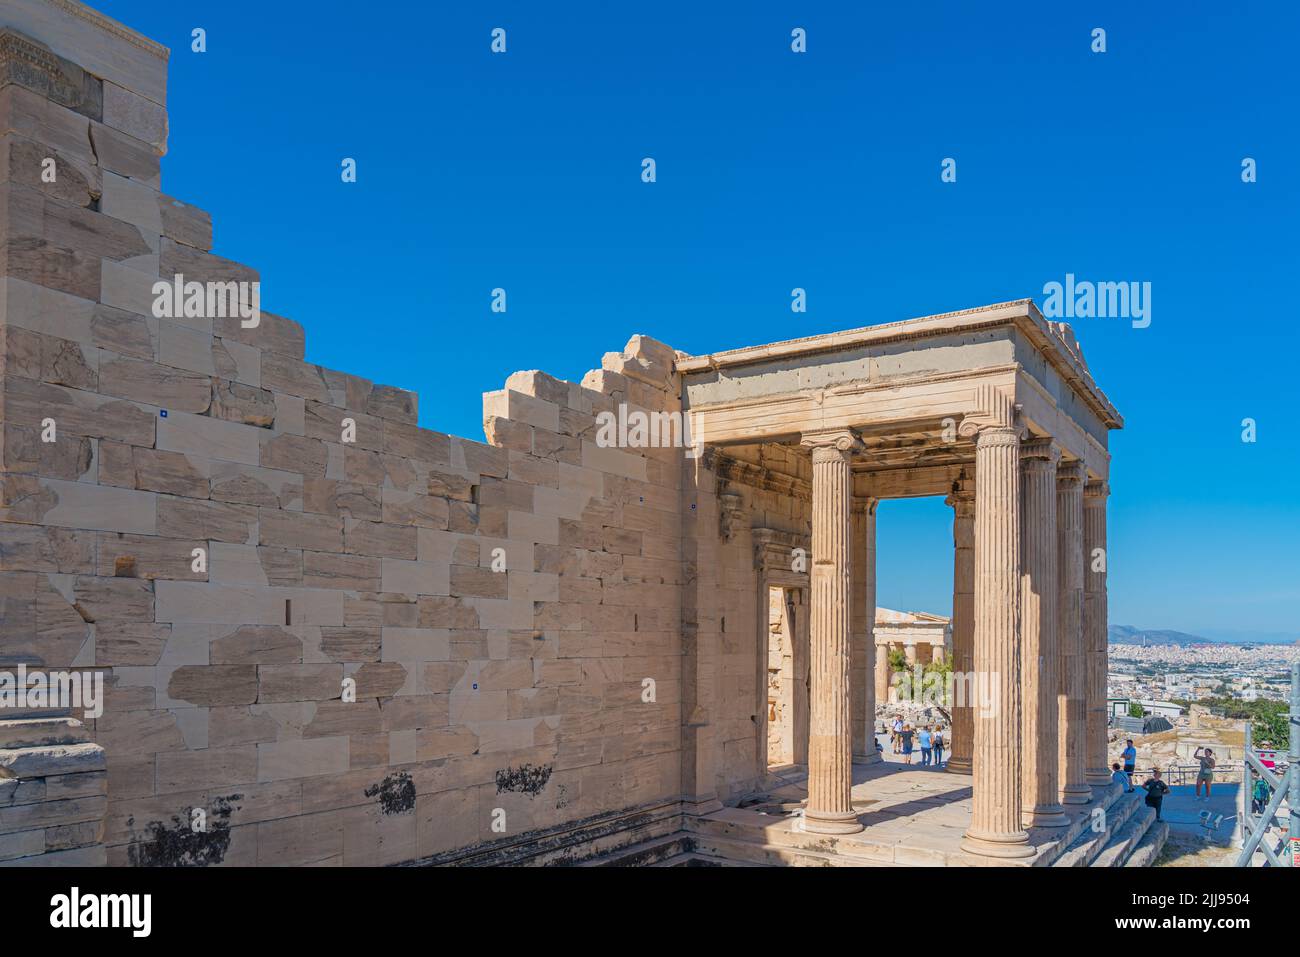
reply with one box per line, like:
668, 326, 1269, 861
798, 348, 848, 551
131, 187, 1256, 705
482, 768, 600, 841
799, 429, 864, 834
959, 386, 1033, 858
1020, 439, 1068, 827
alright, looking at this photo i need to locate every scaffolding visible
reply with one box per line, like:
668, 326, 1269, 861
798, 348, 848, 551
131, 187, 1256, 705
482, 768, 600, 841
1236, 662, 1299, 867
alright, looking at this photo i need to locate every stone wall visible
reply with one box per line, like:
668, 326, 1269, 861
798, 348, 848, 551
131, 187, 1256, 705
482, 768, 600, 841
0, 4, 696, 865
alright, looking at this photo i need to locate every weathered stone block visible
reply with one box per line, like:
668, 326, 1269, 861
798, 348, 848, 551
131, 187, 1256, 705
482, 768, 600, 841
166, 665, 258, 707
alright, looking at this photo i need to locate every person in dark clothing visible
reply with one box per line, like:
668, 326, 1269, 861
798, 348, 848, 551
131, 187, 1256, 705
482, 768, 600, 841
1142, 768, 1170, 822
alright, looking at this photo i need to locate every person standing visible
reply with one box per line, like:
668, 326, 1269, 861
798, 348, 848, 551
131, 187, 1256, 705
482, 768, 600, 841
1121, 739, 1137, 779
1194, 747, 1216, 799
1142, 769, 1169, 822
892, 715, 904, 754
918, 725, 933, 766
1251, 776, 1270, 815
931, 725, 945, 768
900, 723, 915, 765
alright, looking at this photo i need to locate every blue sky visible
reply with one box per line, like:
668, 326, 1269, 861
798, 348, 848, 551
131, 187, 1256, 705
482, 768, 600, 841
103, 1, 1297, 641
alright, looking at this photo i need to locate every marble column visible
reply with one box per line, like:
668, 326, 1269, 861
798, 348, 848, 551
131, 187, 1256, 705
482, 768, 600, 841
1057, 461, 1091, 805
960, 411, 1032, 858
801, 431, 863, 834
904, 643, 918, 666
874, 642, 891, 704
852, 497, 881, 764
931, 643, 945, 664
945, 474, 975, 775
1084, 480, 1111, 787
1020, 440, 1068, 827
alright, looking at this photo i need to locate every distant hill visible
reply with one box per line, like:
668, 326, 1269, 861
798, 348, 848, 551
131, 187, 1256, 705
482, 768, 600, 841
1109, 625, 1211, 647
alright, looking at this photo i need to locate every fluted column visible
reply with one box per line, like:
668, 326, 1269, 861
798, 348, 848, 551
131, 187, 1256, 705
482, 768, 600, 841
874, 641, 890, 704
945, 474, 975, 775
800, 430, 863, 834
960, 392, 1032, 858
1084, 480, 1111, 787
852, 497, 881, 764
1057, 461, 1090, 805
1020, 440, 1068, 827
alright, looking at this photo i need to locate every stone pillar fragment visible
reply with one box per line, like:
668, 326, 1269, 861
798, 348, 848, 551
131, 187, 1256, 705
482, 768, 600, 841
874, 641, 891, 705
1019, 440, 1068, 827
1084, 480, 1111, 787
1057, 461, 1091, 805
800, 430, 863, 834
945, 474, 975, 775
959, 387, 1032, 859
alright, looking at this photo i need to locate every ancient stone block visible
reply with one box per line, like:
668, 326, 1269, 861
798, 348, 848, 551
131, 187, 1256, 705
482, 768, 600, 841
257, 664, 343, 704
166, 665, 258, 707
210, 625, 302, 664
157, 496, 255, 544
211, 380, 276, 428
302, 478, 381, 522
259, 508, 341, 552
260, 432, 327, 476
302, 551, 380, 591
95, 532, 205, 580
343, 520, 416, 560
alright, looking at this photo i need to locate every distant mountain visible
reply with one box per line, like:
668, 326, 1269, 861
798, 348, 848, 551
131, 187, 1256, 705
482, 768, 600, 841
1109, 625, 1212, 647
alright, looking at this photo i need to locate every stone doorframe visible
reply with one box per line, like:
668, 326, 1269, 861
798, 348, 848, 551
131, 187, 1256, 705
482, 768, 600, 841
754, 528, 811, 772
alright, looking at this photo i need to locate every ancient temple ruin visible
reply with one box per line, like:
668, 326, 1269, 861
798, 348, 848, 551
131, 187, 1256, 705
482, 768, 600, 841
1, 1, 1159, 867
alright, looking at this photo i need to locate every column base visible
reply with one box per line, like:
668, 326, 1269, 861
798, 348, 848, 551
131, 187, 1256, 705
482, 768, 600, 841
1022, 804, 1070, 829
1060, 783, 1092, 805
960, 827, 1034, 859
945, 757, 972, 775
852, 751, 882, 765
802, 808, 864, 835
1085, 769, 1112, 787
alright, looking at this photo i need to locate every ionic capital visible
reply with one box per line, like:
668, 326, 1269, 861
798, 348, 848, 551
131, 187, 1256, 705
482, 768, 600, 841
1056, 460, 1085, 489
851, 496, 879, 516
800, 429, 863, 455
958, 383, 1026, 441
1084, 479, 1110, 506
1020, 437, 1061, 469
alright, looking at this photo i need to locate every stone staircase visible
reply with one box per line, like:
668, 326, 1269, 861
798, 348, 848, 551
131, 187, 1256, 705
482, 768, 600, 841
1050, 788, 1168, 867
582, 784, 1169, 867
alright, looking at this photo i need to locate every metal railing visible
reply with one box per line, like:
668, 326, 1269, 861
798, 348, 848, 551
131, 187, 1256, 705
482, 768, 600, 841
1236, 662, 1298, 867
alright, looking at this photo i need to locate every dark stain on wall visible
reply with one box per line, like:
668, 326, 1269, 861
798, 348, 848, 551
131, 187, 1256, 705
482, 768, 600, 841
364, 770, 416, 815
127, 794, 241, 867
495, 762, 552, 797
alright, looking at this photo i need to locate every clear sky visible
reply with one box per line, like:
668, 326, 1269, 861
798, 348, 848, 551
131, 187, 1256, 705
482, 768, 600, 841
102, 1, 1297, 642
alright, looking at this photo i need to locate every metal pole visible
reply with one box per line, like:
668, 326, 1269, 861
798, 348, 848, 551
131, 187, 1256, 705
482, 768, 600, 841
1242, 720, 1252, 850
1289, 663, 1299, 861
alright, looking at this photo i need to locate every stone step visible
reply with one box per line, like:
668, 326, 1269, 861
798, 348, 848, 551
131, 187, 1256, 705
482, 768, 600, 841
1051, 790, 1143, 867
651, 851, 749, 867
0, 718, 90, 749
0, 706, 75, 721
0, 742, 106, 779
690, 830, 885, 867
581, 834, 692, 867
1092, 802, 1157, 867
1123, 821, 1169, 867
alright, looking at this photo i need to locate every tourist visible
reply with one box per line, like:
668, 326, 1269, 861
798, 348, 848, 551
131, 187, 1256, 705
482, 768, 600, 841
918, 725, 933, 766
1194, 747, 1216, 799
900, 723, 915, 764
931, 726, 945, 768
892, 715, 904, 754
1142, 769, 1169, 822
1111, 762, 1132, 792
1251, 776, 1270, 815
1121, 739, 1137, 778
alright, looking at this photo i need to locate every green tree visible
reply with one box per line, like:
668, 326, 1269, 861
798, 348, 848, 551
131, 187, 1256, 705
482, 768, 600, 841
1128, 701, 1144, 718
